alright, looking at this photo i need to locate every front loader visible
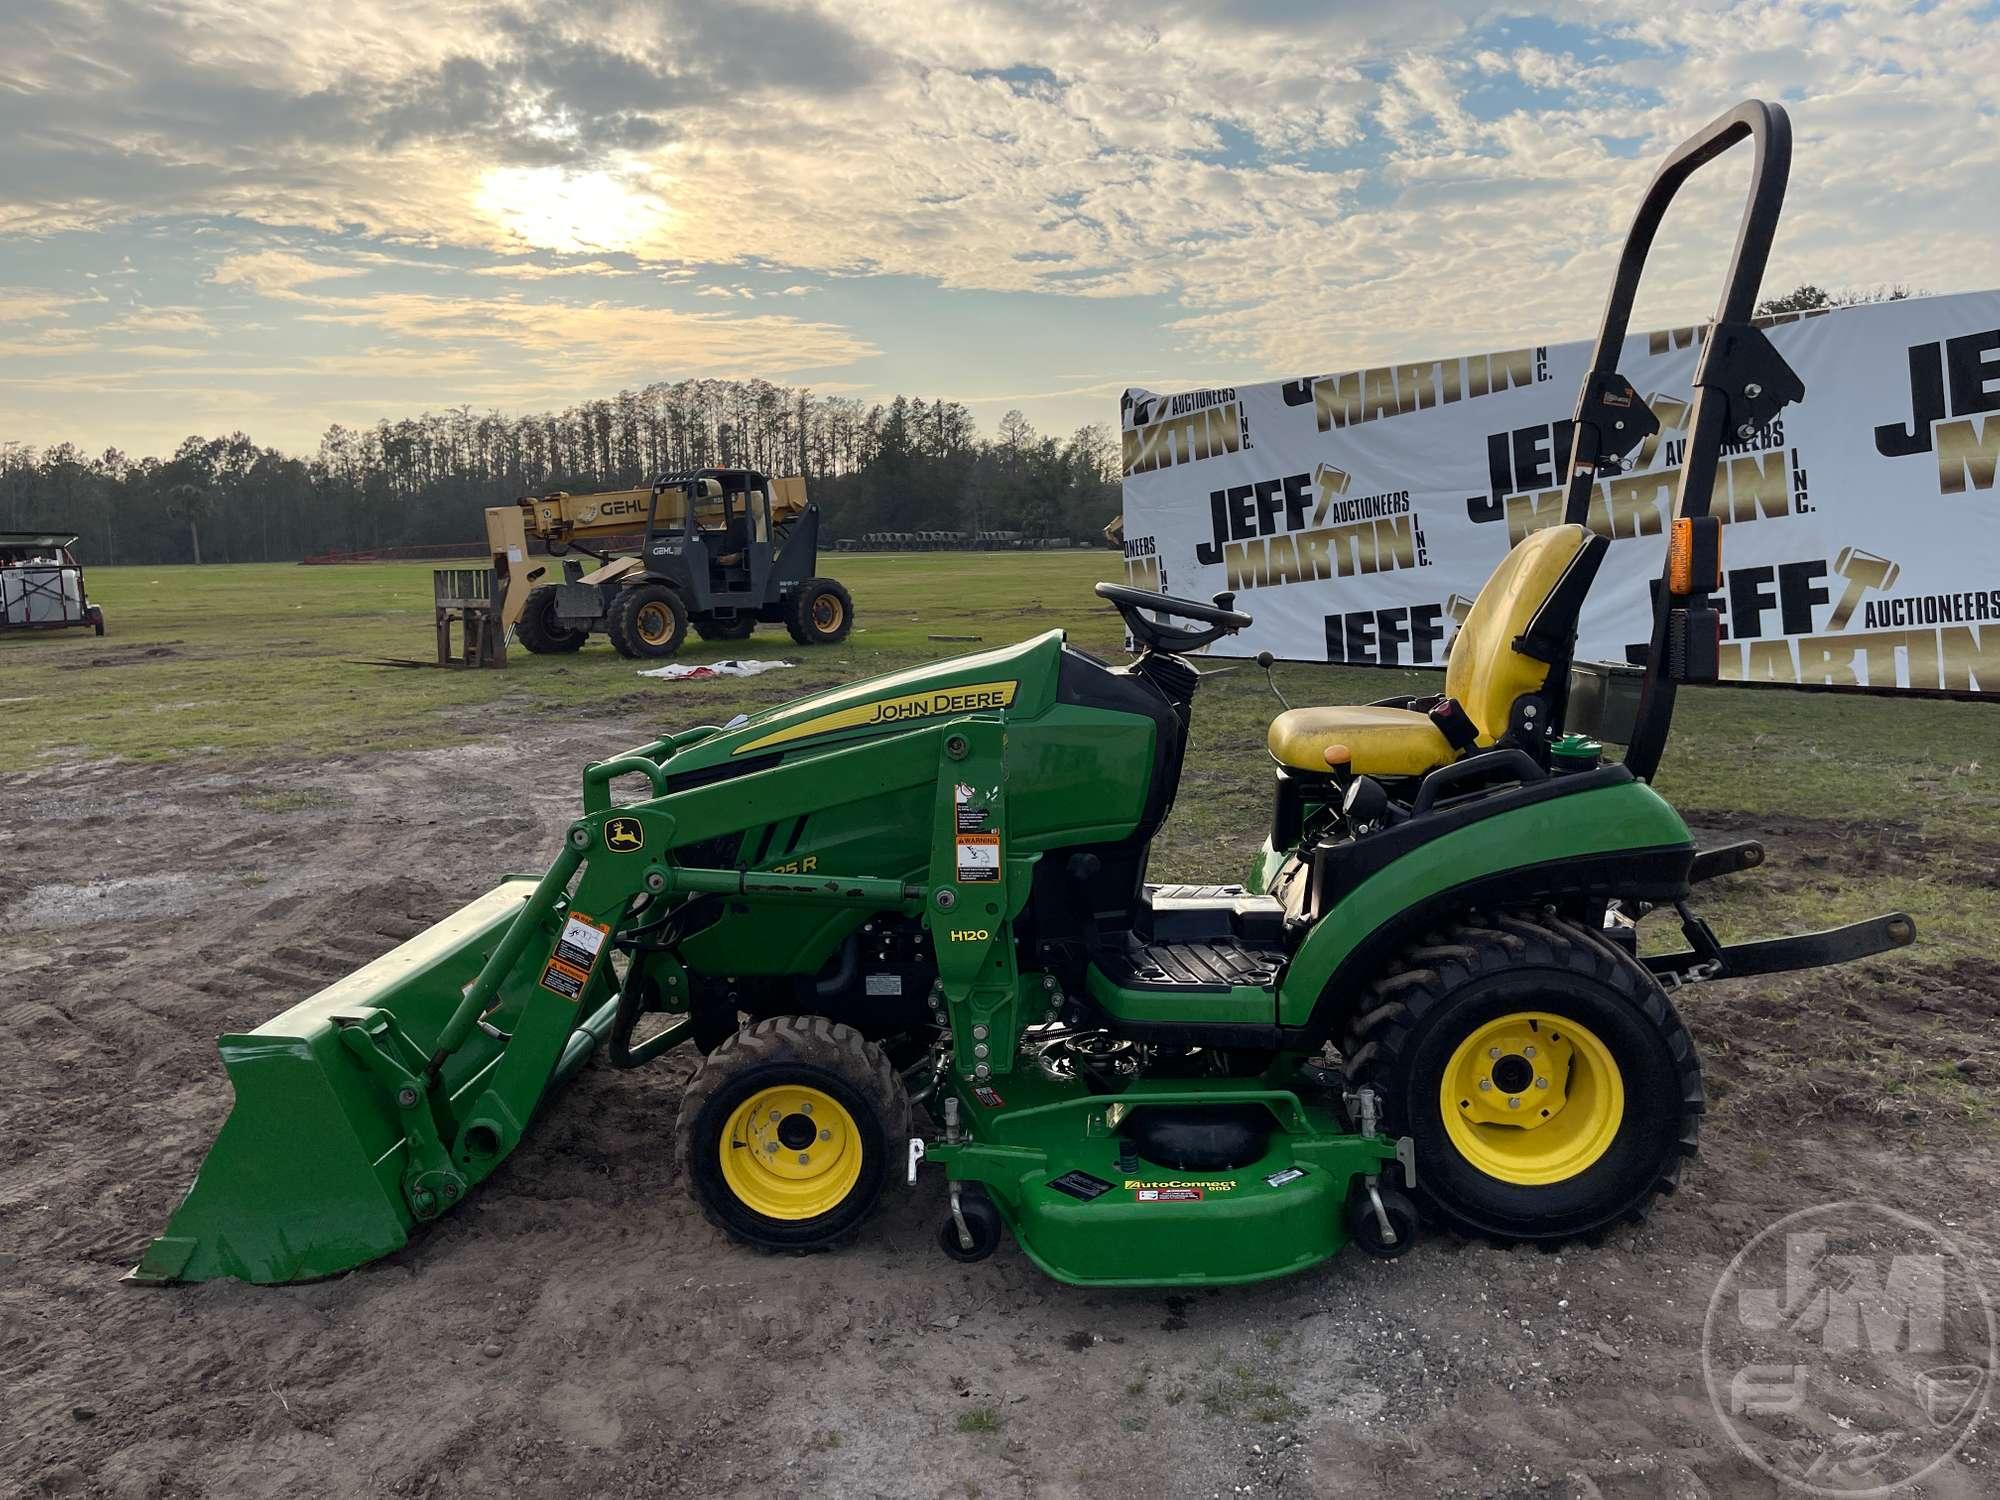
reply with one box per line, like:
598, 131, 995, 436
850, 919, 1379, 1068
134, 101, 1916, 1290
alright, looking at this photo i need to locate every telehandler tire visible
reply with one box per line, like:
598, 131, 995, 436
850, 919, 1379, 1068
1344, 912, 1701, 1247
516, 586, 588, 653
675, 1016, 910, 1251
607, 582, 688, 659
692, 614, 756, 643
784, 578, 854, 646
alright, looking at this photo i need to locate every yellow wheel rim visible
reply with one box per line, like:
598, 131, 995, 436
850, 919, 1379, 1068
718, 1085, 862, 1220
811, 593, 844, 632
1439, 1011, 1624, 1186
636, 601, 675, 646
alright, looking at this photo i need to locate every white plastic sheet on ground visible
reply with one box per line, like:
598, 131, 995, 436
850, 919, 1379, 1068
635, 659, 797, 680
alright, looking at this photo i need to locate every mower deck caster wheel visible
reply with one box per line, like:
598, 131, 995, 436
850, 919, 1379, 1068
938, 1184, 1003, 1262
1349, 1183, 1419, 1259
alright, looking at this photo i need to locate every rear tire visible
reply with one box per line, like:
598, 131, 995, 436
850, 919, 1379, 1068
607, 583, 688, 659
1344, 912, 1701, 1245
692, 614, 756, 643
675, 1016, 910, 1251
516, 586, 587, 653
784, 578, 854, 646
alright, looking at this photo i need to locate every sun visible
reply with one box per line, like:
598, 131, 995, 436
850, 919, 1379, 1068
475, 165, 670, 255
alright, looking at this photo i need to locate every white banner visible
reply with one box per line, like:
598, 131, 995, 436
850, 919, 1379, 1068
1121, 291, 2000, 694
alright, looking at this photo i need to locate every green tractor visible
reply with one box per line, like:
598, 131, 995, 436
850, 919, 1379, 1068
133, 101, 1914, 1290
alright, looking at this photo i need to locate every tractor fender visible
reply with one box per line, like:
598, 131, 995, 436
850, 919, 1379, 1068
1274, 776, 1693, 1046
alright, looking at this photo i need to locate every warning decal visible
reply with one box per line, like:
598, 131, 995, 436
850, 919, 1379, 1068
956, 831, 1000, 883
1135, 1186, 1204, 1203
554, 912, 610, 971
540, 911, 609, 1000
539, 957, 588, 1001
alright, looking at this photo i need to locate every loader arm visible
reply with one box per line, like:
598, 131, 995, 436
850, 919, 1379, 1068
131, 717, 980, 1285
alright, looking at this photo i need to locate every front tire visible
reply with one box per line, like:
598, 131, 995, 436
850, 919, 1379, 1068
675, 1016, 910, 1251
606, 582, 688, 659
516, 586, 587, 653
1345, 912, 1701, 1245
784, 577, 854, 645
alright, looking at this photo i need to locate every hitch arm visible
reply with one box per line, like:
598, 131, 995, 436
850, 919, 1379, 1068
1645, 911, 1916, 988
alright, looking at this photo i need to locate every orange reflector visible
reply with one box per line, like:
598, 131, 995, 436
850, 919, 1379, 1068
1323, 743, 1352, 769
1668, 519, 1695, 593
1668, 516, 1723, 595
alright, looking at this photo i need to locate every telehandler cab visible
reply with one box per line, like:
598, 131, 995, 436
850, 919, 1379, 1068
135, 101, 1914, 1290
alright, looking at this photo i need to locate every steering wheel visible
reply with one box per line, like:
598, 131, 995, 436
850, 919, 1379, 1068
1094, 582, 1254, 654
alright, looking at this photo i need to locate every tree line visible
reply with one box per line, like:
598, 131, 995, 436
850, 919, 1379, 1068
0, 379, 1120, 565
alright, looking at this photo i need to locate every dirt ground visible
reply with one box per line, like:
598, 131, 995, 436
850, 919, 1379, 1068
4, 706, 1997, 1499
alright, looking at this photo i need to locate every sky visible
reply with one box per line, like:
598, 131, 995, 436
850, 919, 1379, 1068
0, 0, 1996, 460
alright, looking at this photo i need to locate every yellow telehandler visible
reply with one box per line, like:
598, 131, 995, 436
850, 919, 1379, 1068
488, 469, 853, 658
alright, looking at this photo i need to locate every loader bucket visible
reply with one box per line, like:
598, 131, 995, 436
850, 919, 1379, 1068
130, 876, 612, 1285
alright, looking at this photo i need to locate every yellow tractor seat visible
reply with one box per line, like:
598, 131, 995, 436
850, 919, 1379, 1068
1268, 523, 1609, 779
1266, 704, 1456, 778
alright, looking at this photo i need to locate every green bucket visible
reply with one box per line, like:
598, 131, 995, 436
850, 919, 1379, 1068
129, 879, 608, 1285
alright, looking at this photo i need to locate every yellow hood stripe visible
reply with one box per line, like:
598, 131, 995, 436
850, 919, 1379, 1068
735, 680, 1019, 754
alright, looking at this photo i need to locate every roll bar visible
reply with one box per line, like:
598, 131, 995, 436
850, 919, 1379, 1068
1559, 100, 1804, 782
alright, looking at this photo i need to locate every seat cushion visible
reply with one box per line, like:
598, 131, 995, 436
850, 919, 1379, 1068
1267, 705, 1455, 778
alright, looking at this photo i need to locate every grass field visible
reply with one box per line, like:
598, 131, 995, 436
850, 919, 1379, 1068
6, 550, 1997, 975
6, 553, 1998, 1499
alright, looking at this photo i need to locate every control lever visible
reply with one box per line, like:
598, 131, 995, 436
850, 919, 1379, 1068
1255, 650, 1292, 711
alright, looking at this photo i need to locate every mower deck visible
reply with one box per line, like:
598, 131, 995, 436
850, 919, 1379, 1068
927, 1065, 1400, 1286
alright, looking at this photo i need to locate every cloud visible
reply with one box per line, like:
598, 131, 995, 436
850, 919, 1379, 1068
282, 283, 879, 390
0, 290, 83, 323
465, 259, 636, 278
211, 252, 370, 299
104, 306, 214, 335
0, 0, 1997, 437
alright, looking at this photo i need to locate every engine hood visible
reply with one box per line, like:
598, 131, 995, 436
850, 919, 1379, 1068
660, 629, 1068, 778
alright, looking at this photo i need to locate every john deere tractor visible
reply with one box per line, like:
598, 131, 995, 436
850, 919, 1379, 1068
134, 102, 1914, 1290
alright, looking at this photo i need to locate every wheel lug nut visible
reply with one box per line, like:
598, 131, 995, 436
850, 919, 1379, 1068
797, 1153, 811, 1165
801, 1102, 813, 1115
1508, 1097, 1522, 1110
819, 1128, 831, 1141
1478, 1079, 1493, 1092
1536, 1077, 1549, 1089
1522, 1045, 1537, 1058
1488, 1047, 1502, 1060
765, 1141, 779, 1153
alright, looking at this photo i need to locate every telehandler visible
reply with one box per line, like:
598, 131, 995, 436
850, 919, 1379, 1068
134, 102, 1914, 1289
491, 468, 853, 658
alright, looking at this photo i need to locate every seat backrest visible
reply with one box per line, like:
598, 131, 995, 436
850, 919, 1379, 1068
1443, 523, 1608, 743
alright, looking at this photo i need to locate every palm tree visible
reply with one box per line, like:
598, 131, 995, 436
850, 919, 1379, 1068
163, 482, 215, 564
